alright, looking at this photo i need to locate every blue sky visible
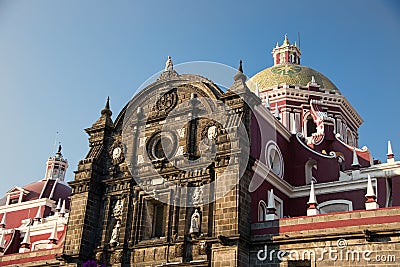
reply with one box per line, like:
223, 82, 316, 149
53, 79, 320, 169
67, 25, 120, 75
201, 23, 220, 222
0, 0, 399, 195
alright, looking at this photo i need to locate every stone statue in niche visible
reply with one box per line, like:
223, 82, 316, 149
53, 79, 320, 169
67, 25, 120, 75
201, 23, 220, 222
199, 125, 218, 155
207, 125, 217, 141
109, 220, 121, 246
189, 209, 200, 234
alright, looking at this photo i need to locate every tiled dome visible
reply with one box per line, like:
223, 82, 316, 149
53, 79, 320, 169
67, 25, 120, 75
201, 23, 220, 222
249, 63, 339, 92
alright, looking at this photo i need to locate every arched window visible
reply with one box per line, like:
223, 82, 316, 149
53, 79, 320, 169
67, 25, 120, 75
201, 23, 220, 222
289, 54, 295, 63
154, 137, 173, 159
346, 130, 354, 146
258, 200, 267, 222
265, 141, 284, 178
276, 53, 280, 65
319, 200, 353, 214
306, 116, 317, 137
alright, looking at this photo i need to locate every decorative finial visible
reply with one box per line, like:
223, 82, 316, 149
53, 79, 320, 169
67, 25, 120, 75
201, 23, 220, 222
308, 181, 318, 205
267, 189, 276, 212
48, 222, 58, 244
274, 104, 280, 120
265, 189, 278, 220
54, 142, 62, 160
365, 174, 376, 198
283, 33, 290, 45
351, 148, 360, 169
275, 41, 279, 48
105, 96, 110, 110
307, 181, 320, 216
165, 56, 173, 71
238, 59, 243, 73
34, 206, 42, 222
55, 144, 62, 159
21, 226, 31, 247
265, 94, 271, 110
308, 76, 318, 87
387, 140, 395, 163
233, 59, 246, 82
101, 97, 112, 116
59, 200, 66, 217
56, 198, 62, 212
365, 174, 379, 210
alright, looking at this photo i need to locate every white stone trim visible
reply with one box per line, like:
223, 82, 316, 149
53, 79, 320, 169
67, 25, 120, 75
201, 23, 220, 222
253, 105, 291, 142
19, 216, 67, 236
344, 162, 400, 178
253, 159, 377, 198
267, 88, 363, 128
38, 179, 50, 199
268, 190, 283, 218
258, 200, 267, 221
0, 198, 56, 214
265, 140, 284, 178
31, 239, 49, 251
295, 133, 336, 159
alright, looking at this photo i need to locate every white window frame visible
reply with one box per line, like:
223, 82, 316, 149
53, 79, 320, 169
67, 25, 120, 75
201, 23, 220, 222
265, 140, 284, 178
258, 200, 267, 222
268, 190, 283, 218
319, 199, 353, 214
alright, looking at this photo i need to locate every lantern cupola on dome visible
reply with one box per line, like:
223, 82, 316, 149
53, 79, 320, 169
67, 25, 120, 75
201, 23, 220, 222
44, 145, 68, 181
272, 34, 301, 65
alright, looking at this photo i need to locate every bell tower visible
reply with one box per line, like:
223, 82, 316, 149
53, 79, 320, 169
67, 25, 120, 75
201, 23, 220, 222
272, 34, 301, 65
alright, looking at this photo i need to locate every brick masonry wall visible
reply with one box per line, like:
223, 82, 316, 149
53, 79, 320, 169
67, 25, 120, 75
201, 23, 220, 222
250, 208, 400, 266
0, 248, 63, 266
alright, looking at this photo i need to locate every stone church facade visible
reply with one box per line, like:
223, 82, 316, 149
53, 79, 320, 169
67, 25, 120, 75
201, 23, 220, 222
57, 36, 400, 267
60, 58, 258, 266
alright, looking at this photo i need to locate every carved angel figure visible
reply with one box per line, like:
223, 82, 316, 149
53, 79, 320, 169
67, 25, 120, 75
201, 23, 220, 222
113, 199, 123, 219
192, 186, 203, 206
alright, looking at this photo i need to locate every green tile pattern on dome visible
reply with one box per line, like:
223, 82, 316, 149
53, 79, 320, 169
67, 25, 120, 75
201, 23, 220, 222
249, 64, 339, 92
